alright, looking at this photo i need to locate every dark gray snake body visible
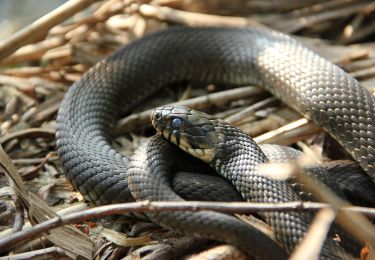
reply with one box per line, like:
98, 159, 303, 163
145, 107, 359, 259
56, 27, 375, 258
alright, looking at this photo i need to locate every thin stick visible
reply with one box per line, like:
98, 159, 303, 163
0, 0, 98, 60
0, 128, 55, 145
1, 36, 66, 64
253, 118, 321, 145
290, 208, 336, 260
1, 200, 374, 252
278, 2, 369, 33
0, 246, 67, 260
225, 97, 278, 125
115, 86, 264, 135
293, 158, 375, 248
138, 4, 265, 28
187, 244, 247, 260
143, 236, 211, 260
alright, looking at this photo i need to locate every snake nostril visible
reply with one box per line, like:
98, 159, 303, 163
154, 112, 162, 121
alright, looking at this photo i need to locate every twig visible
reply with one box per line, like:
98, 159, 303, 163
278, 2, 370, 33
26, 95, 64, 125
342, 21, 375, 44
290, 208, 336, 260
253, 118, 322, 145
225, 97, 278, 125
0, 0, 99, 60
289, 0, 361, 17
0, 147, 93, 258
339, 13, 365, 43
142, 236, 212, 260
50, 0, 136, 36
2, 66, 57, 78
292, 157, 375, 248
0, 75, 39, 93
1, 200, 374, 252
0, 202, 88, 240
115, 86, 264, 135
0, 246, 67, 260
342, 56, 375, 72
187, 244, 247, 260
11, 237, 50, 255
351, 66, 375, 80
333, 49, 370, 66
4, 176, 25, 233
12, 155, 60, 166
0, 75, 67, 93
245, 0, 323, 12
0, 36, 66, 64
18, 152, 56, 181
11, 195, 25, 233
0, 128, 55, 146
138, 4, 265, 28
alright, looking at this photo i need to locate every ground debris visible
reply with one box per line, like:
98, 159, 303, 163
1, 0, 375, 259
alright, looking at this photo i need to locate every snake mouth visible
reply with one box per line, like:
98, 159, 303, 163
151, 106, 219, 162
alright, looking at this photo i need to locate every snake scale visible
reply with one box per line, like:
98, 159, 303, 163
56, 27, 375, 258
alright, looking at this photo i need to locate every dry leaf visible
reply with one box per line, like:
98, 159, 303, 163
92, 227, 156, 247
0, 146, 94, 258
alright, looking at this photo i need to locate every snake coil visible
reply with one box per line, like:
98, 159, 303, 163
56, 27, 375, 259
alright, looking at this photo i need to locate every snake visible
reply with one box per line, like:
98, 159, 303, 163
56, 27, 375, 258
129, 107, 359, 259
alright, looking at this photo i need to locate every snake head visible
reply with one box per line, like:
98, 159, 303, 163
151, 106, 219, 162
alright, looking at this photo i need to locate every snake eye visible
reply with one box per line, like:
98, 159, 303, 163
171, 117, 183, 129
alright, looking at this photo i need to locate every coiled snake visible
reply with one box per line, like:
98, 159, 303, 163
56, 27, 375, 259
